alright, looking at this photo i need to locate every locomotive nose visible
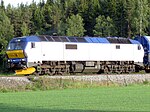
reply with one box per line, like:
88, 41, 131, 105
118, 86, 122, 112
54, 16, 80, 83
6, 50, 27, 68
6, 50, 25, 59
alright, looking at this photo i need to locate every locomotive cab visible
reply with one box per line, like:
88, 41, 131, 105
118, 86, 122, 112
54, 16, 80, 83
6, 37, 36, 75
6, 38, 27, 69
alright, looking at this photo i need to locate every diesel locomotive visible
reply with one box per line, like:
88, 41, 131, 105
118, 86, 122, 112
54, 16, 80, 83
6, 35, 147, 75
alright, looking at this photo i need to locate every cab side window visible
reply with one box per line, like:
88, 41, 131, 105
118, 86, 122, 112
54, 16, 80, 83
138, 45, 141, 50
31, 42, 35, 48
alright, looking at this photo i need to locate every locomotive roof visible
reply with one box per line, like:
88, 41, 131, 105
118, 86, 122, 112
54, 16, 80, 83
13, 35, 140, 44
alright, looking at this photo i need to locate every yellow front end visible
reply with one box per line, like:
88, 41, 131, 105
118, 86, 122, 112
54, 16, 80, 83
6, 50, 25, 59
15, 67, 36, 75
6, 50, 36, 75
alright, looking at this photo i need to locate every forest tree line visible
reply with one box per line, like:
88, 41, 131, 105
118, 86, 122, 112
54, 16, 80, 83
0, 0, 150, 55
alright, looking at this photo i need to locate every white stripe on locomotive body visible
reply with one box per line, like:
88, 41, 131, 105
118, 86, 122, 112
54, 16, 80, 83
24, 40, 144, 65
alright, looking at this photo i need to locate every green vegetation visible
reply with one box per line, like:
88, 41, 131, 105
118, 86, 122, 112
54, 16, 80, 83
0, 77, 115, 92
0, 85, 149, 112
0, 76, 150, 93
66, 14, 85, 37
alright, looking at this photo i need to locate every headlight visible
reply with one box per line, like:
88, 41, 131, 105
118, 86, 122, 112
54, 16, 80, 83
22, 58, 25, 61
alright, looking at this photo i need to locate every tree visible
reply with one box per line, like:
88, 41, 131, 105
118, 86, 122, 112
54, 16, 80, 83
93, 15, 116, 37
0, 9, 14, 41
0, 38, 7, 54
133, 0, 149, 36
66, 14, 85, 37
11, 8, 23, 37
122, 0, 150, 38
46, 0, 65, 35
0, 0, 150, 38
29, 1, 38, 34
147, 0, 150, 35
64, 0, 79, 17
33, 6, 45, 34
99, 0, 127, 37
21, 22, 30, 36
115, 0, 127, 37
41, 2, 52, 34
77, 0, 101, 36
20, 4, 32, 36
0, 0, 5, 10
0, 9, 14, 54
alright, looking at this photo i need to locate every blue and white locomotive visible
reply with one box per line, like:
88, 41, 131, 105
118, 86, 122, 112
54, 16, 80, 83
6, 35, 145, 75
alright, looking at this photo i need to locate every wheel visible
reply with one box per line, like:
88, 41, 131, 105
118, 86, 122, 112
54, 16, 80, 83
104, 66, 111, 74
116, 67, 123, 74
145, 69, 150, 73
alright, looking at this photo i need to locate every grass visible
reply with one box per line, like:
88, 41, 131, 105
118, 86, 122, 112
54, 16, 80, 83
0, 85, 149, 112
0, 72, 15, 76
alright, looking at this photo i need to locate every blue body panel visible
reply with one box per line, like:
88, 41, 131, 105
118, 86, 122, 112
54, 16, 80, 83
84, 37, 93, 43
97, 38, 110, 43
129, 39, 141, 44
26, 36, 40, 42
134, 36, 150, 65
10, 35, 40, 43
84, 37, 110, 43
11, 36, 139, 44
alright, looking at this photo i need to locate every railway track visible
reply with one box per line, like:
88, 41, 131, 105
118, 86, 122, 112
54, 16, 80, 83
0, 72, 149, 77
0, 74, 150, 81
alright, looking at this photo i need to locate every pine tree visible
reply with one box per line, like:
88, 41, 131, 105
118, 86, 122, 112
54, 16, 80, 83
123, 0, 149, 37
93, 15, 116, 37
20, 4, 32, 36
50, 0, 65, 35
115, 0, 127, 37
77, 0, 101, 36
0, 0, 5, 10
11, 8, 22, 37
34, 6, 45, 34
29, 1, 38, 34
0, 9, 14, 54
0, 0, 150, 38
66, 14, 85, 37
148, 0, 150, 35
21, 22, 30, 36
133, 0, 149, 36
123, 0, 137, 38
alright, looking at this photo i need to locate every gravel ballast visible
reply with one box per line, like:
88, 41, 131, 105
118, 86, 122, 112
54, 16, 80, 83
0, 74, 150, 89
40, 74, 150, 85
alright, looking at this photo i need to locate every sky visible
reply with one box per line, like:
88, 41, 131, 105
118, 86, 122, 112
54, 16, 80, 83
3, 0, 47, 7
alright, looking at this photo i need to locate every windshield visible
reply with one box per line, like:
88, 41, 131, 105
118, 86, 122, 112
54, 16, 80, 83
7, 38, 27, 50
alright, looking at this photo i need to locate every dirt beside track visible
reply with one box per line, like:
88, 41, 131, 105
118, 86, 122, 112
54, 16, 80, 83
1, 74, 150, 87
0, 77, 31, 89
44, 74, 150, 85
